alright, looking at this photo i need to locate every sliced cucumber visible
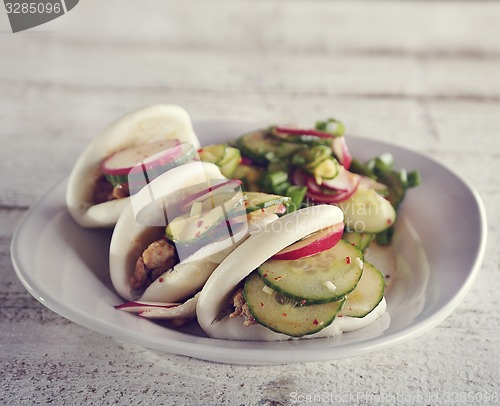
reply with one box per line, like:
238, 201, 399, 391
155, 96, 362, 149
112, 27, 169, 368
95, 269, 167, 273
166, 192, 245, 246
233, 164, 264, 192
337, 187, 396, 233
257, 240, 364, 304
218, 147, 241, 178
342, 231, 374, 253
339, 262, 384, 318
236, 129, 303, 164
292, 145, 332, 169
244, 192, 291, 213
244, 272, 345, 337
198, 144, 227, 164
199, 145, 241, 178
311, 158, 339, 182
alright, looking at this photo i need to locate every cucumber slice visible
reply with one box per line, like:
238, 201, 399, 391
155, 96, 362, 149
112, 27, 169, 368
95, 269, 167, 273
180, 179, 243, 212
218, 147, 241, 178
244, 272, 345, 337
312, 158, 339, 182
244, 192, 291, 213
339, 262, 384, 318
237, 129, 303, 164
292, 145, 332, 169
233, 164, 264, 192
198, 144, 227, 164
342, 231, 374, 253
337, 187, 396, 233
257, 240, 364, 304
166, 191, 245, 246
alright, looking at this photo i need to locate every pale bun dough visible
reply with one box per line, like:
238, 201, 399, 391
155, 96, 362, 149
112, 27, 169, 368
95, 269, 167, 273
67, 104, 200, 228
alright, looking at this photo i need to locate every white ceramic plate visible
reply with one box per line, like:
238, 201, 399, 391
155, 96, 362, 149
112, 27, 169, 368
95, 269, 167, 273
11, 120, 487, 365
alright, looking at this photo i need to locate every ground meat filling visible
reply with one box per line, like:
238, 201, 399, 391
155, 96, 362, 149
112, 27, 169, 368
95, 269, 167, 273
131, 238, 179, 295
93, 174, 130, 204
229, 289, 257, 326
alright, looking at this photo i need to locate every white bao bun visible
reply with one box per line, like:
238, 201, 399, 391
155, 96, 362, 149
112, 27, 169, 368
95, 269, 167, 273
66, 104, 201, 228
197, 205, 388, 341
109, 161, 228, 303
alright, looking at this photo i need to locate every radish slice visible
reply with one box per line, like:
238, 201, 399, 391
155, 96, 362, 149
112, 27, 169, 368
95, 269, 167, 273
291, 168, 307, 186
273, 126, 339, 139
116, 295, 200, 320
271, 222, 344, 260
115, 301, 180, 313
102, 139, 181, 176
306, 175, 360, 204
293, 168, 360, 203
138, 294, 199, 319
180, 179, 243, 211
332, 136, 353, 169
240, 156, 256, 166
321, 166, 360, 192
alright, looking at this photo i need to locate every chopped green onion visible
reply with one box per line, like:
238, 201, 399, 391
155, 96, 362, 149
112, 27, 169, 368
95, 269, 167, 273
285, 185, 307, 213
263, 171, 288, 191
407, 170, 421, 188
375, 227, 394, 246
315, 118, 346, 137
349, 158, 377, 179
373, 153, 394, 174
273, 181, 292, 196
399, 168, 408, 186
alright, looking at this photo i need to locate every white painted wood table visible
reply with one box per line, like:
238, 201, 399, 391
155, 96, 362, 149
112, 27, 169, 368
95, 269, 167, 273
1, 1, 499, 404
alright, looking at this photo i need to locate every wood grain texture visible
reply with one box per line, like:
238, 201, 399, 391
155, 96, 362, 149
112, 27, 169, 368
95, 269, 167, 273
1, 1, 499, 405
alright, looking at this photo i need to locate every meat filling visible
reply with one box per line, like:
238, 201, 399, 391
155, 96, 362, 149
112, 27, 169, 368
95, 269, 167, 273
93, 174, 130, 204
131, 238, 179, 294
229, 289, 257, 326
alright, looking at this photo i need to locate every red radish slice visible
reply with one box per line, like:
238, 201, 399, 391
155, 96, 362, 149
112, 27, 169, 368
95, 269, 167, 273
241, 156, 255, 166
115, 301, 180, 313
306, 176, 360, 203
306, 185, 358, 204
332, 136, 353, 169
102, 139, 181, 176
180, 179, 243, 211
273, 126, 340, 139
321, 166, 360, 192
293, 168, 359, 203
291, 168, 307, 186
271, 222, 344, 260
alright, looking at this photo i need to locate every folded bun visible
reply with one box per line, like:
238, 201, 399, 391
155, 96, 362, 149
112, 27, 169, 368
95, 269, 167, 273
109, 161, 228, 302
67, 104, 200, 228
197, 205, 358, 341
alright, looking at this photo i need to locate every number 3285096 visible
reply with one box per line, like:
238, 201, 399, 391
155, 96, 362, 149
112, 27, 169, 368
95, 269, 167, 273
5, 2, 62, 14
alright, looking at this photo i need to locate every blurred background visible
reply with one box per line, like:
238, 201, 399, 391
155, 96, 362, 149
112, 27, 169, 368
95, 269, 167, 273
1, 0, 499, 207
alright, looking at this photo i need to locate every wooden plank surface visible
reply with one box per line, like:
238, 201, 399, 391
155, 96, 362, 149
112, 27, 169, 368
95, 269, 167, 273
1, 1, 499, 405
